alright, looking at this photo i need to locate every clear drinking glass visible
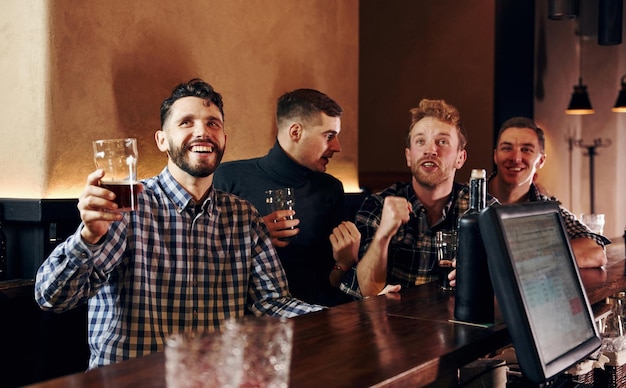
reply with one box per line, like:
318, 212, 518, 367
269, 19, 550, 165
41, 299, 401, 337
93, 138, 139, 212
265, 188, 295, 216
580, 213, 605, 235
165, 329, 244, 388
265, 187, 296, 240
436, 230, 457, 292
229, 316, 294, 388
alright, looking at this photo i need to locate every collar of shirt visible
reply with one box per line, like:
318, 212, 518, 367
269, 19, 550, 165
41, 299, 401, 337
257, 140, 311, 185
155, 167, 215, 214
528, 182, 542, 201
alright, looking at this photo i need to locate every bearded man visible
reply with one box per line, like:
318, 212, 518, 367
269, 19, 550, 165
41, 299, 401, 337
34, 79, 323, 369
341, 99, 497, 298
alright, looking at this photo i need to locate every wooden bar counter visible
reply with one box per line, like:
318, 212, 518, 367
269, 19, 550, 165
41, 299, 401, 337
26, 240, 626, 388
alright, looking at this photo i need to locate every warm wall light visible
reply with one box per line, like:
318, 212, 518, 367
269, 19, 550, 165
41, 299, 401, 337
612, 74, 626, 112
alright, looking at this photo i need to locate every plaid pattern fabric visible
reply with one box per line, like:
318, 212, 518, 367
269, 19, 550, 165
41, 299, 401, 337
35, 167, 322, 368
341, 182, 498, 298
528, 183, 611, 246
487, 171, 611, 246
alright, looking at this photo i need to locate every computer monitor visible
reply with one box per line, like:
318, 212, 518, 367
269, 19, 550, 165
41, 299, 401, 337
479, 201, 601, 384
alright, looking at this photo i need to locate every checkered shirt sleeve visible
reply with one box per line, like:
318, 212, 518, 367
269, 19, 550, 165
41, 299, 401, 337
35, 167, 323, 368
530, 185, 611, 247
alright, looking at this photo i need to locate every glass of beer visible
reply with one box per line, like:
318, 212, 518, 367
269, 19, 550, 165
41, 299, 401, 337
93, 138, 139, 212
265, 187, 295, 216
265, 187, 296, 241
436, 230, 457, 292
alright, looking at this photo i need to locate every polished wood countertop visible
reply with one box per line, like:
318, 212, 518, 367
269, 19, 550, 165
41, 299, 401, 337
26, 240, 626, 388
581, 240, 626, 305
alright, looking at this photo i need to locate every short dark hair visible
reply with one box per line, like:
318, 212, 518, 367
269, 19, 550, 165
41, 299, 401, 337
407, 99, 467, 150
160, 78, 224, 127
497, 117, 545, 152
276, 89, 342, 128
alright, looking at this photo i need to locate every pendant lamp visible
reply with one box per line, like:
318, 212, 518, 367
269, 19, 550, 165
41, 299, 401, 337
566, 25, 594, 115
612, 75, 626, 112
566, 79, 594, 115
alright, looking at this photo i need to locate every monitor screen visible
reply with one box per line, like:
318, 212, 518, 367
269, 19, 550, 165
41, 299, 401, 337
479, 202, 601, 384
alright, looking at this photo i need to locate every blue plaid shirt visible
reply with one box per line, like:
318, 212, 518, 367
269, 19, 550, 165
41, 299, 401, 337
341, 182, 498, 298
35, 167, 323, 368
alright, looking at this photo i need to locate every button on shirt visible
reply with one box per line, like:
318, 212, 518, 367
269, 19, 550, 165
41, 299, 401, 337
35, 167, 323, 369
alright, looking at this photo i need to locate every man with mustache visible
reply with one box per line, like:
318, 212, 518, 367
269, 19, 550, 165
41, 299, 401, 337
34, 79, 323, 369
488, 116, 609, 268
214, 88, 358, 306
341, 99, 497, 298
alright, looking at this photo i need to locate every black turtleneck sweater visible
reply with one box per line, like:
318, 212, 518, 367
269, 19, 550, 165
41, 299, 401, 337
213, 141, 351, 306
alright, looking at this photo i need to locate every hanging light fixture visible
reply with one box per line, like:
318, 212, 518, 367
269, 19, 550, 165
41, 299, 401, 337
566, 23, 594, 115
566, 80, 594, 114
612, 74, 626, 112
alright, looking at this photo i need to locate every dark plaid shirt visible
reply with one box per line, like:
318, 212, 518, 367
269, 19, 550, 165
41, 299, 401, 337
35, 167, 322, 368
341, 181, 498, 298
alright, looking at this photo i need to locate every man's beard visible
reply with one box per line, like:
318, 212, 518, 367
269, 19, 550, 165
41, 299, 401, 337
168, 142, 224, 178
411, 160, 453, 190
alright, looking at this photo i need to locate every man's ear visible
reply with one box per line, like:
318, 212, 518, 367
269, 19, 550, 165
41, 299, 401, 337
288, 123, 303, 141
537, 152, 547, 170
155, 130, 168, 152
456, 149, 467, 169
405, 147, 412, 168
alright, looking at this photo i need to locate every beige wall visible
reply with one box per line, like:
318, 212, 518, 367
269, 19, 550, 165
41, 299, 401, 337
535, 1, 626, 239
2, 1, 623, 238
0, 0, 359, 198
0, 1, 49, 197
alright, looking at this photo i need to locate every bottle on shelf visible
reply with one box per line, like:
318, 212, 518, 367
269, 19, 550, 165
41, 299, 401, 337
454, 168, 494, 324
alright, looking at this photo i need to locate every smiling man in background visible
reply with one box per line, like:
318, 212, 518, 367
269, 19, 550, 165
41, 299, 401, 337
341, 99, 497, 298
488, 116, 609, 268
